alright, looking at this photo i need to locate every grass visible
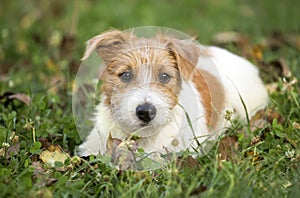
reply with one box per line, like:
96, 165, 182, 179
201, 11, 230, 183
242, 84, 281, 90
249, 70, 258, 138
1, 0, 300, 197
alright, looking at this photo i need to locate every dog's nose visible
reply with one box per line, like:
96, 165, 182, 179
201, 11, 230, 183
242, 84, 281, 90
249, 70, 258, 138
136, 103, 157, 124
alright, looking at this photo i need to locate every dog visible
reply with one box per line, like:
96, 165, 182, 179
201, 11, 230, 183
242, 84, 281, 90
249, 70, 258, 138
76, 29, 268, 158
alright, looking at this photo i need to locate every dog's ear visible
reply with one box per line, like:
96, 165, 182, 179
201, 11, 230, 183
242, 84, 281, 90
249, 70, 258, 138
82, 30, 130, 62
162, 37, 201, 80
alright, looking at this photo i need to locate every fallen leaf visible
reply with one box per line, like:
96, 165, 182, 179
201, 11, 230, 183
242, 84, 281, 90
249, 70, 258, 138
110, 138, 137, 170
8, 93, 31, 105
266, 108, 284, 124
211, 31, 247, 46
38, 137, 52, 150
0, 92, 31, 105
266, 31, 285, 51
176, 155, 200, 169
0, 132, 21, 159
0, 63, 11, 82
245, 150, 263, 163
217, 135, 239, 161
250, 136, 262, 145
61, 34, 76, 56
269, 58, 291, 78
250, 109, 268, 130
190, 185, 207, 196
47, 144, 63, 152
285, 34, 300, 50
40, 149, 70, 167
250, 44, 264, 61
293, 122, 300, 129
5, 142, 20, 159
282, 77, 298, 91
265, 82, 279, 94
32, 161, 57, 187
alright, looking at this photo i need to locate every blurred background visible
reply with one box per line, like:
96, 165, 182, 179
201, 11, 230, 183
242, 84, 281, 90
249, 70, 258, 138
0, 0, 299, 91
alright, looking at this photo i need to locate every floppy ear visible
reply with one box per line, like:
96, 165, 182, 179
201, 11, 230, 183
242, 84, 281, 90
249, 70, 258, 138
163, 37, 201, 80
82, 30, 130, 62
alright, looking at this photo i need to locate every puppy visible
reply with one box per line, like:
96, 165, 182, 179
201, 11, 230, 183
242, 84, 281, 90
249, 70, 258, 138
77, 29, 268, 157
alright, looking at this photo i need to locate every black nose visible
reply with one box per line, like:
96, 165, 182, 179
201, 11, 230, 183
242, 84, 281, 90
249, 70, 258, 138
136, 103, 157, 124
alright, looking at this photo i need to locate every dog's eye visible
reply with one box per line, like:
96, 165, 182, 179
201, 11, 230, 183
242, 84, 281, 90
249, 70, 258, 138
158, 73, 171, 84
119, 71, 133, 83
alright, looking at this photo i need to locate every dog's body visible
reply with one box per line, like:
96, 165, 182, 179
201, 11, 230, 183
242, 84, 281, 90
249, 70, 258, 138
77, 30, 268, 157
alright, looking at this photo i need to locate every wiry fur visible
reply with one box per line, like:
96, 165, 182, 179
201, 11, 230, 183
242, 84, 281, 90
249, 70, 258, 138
77, 30, 268, 156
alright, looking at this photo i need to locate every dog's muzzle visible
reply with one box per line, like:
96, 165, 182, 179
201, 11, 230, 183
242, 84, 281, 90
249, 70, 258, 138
136, 103, 157, 125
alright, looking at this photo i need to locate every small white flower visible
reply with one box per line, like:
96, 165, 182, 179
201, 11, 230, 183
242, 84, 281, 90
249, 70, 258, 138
285, 149, 295, 158
2, 142, 10, 147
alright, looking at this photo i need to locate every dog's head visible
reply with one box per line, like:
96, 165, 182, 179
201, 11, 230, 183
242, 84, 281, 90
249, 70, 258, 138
82, 30, 201, 137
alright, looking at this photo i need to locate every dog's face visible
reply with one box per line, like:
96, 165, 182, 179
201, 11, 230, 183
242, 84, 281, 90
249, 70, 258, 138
82, 30, 200, 137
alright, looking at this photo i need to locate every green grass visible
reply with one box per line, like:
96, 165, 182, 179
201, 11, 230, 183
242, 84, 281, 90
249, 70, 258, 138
1, 0, 300, 197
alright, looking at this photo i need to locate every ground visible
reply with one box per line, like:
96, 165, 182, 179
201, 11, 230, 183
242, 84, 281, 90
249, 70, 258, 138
0, 0, 300, 197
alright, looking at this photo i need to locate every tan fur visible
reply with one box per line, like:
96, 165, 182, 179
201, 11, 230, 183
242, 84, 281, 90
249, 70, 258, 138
163, 37, 225, 128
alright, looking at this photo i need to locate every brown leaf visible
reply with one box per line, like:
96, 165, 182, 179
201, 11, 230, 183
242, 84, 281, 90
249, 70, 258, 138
211, 31, 247, 46
293, 122, 300, 129
266, 32, 285, 51
8, 93, 31, 105
32, 161, 57, 187
61, 34, 76, 56
250, 109, 268, 130
217, 136, 239, 161
110, 138, 137, 170
5, 142, 20, 159
249, 44, 264, 61
0, 63, 12, 82
265, 82, 279, 94
39, 137, 52, 150
266, 108, 284, 124
245, 150, 263, 163
0, 92, 31, 105
106, 134, 121, 156
190, 185, 207, 196
269, 58, 291, 78
285, 34, 300, 50
176, 155, 200, 169
250, 136, 262, 145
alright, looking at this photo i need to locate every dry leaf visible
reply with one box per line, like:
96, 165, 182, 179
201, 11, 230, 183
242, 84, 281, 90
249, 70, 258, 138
0, 92, 31, 105
266, 108, 284, 124
8, 93, 31, 105
250, 44, 264, 61
176, 155, 200, 169
5, 142, 20, 159
250, 109, 268, 130
293, 122, 300, 129
269, 58, 291, 78
40, 149, 70, 167
32, 161, 57, 187
282, 77, 298, 91
217, 136, 239, 161
250, 136, 262, 145
265, 82, 279, 94
211, 31, 246, 46
245, 150, 263, 163
266, 32, 285, 50
285, 34, 300, 50
110, 138, 137, 170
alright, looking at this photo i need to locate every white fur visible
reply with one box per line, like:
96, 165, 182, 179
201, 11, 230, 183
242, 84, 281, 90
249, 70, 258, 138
197, 46, 268, 119
77, 46, 268, 156
111, 85, 173, 137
